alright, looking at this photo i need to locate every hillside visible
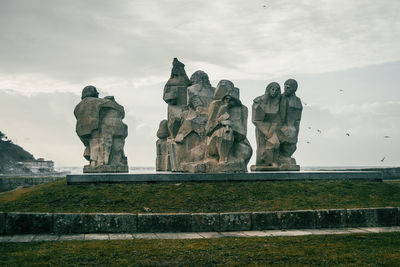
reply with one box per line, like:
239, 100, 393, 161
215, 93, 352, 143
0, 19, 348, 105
0, 131, 35, 174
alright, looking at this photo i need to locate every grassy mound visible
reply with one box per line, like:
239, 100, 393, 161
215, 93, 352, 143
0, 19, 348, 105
1, 179, 399, 213
1, 233, 400, 266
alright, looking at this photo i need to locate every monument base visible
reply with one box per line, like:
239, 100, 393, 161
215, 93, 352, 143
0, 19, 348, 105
179, 160, 248, 173
83, 165, 129, 173
251, 164, 300, 172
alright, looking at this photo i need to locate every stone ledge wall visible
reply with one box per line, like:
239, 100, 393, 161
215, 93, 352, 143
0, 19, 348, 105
0, 177, 64, 192
0, 207, 399, 235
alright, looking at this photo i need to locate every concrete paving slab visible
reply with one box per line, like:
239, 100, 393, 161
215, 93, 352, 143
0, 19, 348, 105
32, 235, 59, 242
348, 228, 369, 233
220, 231, 248, 237
320, 229, 352, 235
358, 227, 400, 233
308, 229, 335, 235
240, 231, 270, 237
59, 234, 84, 241
10, 234, 36, 242
155, 233, 203, 239
85, 234, 109, 240
197, 232, 223, 238
0, 236, 12, 242
132, 233, 158, 239
267, 230, 313, 236
109, 234, 133, 240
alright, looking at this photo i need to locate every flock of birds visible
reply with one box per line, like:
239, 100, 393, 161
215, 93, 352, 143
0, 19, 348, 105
303, 89, 392, 164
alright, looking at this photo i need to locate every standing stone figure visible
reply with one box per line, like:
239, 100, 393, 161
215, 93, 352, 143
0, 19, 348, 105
205, 80, 252, 172
251, 79, 302, 171
278, 79, 302, 170
74, 85, 128, 173
156, 58, 191, 171
251, 82, 282, 171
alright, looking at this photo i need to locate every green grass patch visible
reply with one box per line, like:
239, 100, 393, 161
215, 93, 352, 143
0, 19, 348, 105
1, 179, 400, 213
1, 233, 400, 266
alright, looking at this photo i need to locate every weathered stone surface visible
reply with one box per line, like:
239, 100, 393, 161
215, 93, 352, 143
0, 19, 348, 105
53, 213, 84, 234
346, 208, 379, 227
138, 213, 192, 233
0, 212, 5, 235
376, 207, 399, 226
252, 210, 315, 230
74, 85, 128, 173
251, 79, 302, 171
315, 209, 347, 228
205, 80, 252, 173
191, 213, 220, 232
252, 211, 280, 230
5, 212, 53, 235
83, 213, 137, 233
220, 212, 251, 231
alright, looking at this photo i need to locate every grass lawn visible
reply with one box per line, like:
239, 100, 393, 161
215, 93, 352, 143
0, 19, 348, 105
1, 233, 400, 266
0, 179, 399, 213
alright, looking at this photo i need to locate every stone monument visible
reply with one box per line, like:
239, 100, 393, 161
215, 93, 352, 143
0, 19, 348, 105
204, 80, 252, 172
74, 85, 128, 173
156, 58, 216, 172
156, 58, 252, 172
251, 79, 302, 171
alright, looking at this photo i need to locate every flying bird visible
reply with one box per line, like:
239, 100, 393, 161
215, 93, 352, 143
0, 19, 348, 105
307, 127, 312, 130
384, 136, 390, 138
306, 141, 311, 144
381, 157, 386, 162
317, 129, 322, 133
346, 133, 350, 136
339, 89, 344, 92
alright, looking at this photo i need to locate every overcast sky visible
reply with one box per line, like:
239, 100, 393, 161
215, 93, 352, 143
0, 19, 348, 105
1, 0, 399, 168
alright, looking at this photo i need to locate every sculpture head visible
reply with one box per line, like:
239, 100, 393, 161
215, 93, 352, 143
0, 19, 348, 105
190, 70, 211, 87
283, 79, 298, 97
170, 58, 187, 78
265, 82, 281, 99
81, 85, 99, 100
214, 80, 241, 106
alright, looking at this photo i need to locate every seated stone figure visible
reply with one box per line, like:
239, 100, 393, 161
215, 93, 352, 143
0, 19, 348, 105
74, 85, 128, 173
174, 70, 216, 172
205, 80, 252, 172
251, 82, 282, 171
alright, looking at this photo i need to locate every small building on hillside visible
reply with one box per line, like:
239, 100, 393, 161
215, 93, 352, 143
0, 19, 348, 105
17, 158, 55, 174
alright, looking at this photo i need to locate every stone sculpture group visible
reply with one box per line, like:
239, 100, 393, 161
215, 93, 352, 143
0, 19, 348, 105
74, 58, 302, 173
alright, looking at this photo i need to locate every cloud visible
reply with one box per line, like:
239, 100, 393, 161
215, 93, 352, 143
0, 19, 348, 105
0, 0, 399, 89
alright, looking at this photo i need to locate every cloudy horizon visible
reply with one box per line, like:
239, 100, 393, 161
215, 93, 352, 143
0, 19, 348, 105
1, 0, 399, 168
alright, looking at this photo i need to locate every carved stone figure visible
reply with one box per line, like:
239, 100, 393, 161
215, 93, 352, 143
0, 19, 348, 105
156, 58, 191, 171
204, 80, 252, 172
156, 58, 217, 172
251, 79, 302, 171
74, 85, 128, 173
174, 70, 216, 172
251, 82, 282, 171
278, 79, 302, 170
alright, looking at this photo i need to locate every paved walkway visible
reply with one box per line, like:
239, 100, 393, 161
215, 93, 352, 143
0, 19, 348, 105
1, 227, 400, 243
